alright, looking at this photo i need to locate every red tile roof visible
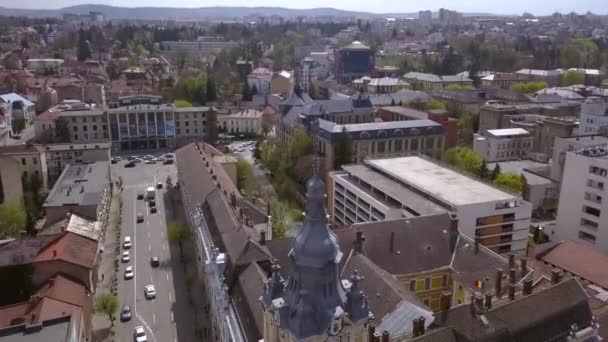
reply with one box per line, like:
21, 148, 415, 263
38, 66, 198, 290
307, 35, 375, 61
539, 240, 608, 289
35, 232, 98, 269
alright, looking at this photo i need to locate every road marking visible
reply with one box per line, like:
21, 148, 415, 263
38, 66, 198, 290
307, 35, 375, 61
132, 196, 157, 342
153, 313, 156, 325
148, 231, 150, 238
171, 311, 174, 322
166, 273, 169, 281
169, 292, 172, 302
148, 245, 151, 252
161, 231, 164, 239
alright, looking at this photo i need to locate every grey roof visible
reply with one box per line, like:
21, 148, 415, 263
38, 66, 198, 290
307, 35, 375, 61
337, 165, 447, 217
234, 262, 267, 341
379, 106, 428, 120
173, 106, 214, 112
65, 214, 101, 242
487, 161, 554, 186
43, 162, 110, 209
0, 234, 61, 267
342, 41, 371, 50
404, 72, 442, 83
317, 118, 441, 134
0, 316, 74, 342
57, 108, 104, 117
41, 142, 111, 152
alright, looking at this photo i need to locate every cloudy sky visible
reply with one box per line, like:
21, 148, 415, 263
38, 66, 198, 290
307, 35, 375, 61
1, 0, 607, 15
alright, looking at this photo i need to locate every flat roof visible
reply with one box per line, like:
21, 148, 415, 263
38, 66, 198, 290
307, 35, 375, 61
366, 157, 517, 206
340, 164, 447, 216
58, 108, 104, 117
487, 128, 530, 137
43, 162, 109, 208
319, 118, 441, 134
41, 142, 111, 152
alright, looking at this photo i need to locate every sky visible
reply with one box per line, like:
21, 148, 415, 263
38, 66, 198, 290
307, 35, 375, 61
0, 0, 607, 15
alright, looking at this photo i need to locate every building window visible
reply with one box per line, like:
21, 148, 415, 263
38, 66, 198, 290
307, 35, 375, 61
82, 117, 87, 123
74, 134, 78, 141
83, 125, 88, 131
21, 158, 26, 165
409, 279, 416, 292
442, 274, 448, 287
93, 125, 98, 131
73, 126, 78, 132
424, 277, 430, 290
186, 129, 190, 135
185, 121, 189, 127
589, 166, 608, 177
581, 218, 599, 230
579, 231, 597, 243
32, 158, 37, 165
394, 139, 402, 152
423, 299, 430, 307
71, 118, 76, 123
583, 205, 601, 217
585, 192, 602, 204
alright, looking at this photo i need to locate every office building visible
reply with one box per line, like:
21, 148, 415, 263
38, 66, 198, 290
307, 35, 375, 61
578, 96, 608, 135
0, 144, 47, 204
329, 156, 532, 253
42, 161, 110, 224
555, 147, 608, 254
297, 57, 314, 93
217, 109, 263, 137
107, 95, 216, 153
42, 142, 111, 186
473, 128, 534, 162
335, 41, 375, 83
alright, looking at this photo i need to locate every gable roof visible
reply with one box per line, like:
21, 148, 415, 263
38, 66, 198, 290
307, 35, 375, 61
35, 232, 98, 269
234, 262, 267, 341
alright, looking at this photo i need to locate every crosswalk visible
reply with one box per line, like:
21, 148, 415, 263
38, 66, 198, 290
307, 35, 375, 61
123, 183, 157, 189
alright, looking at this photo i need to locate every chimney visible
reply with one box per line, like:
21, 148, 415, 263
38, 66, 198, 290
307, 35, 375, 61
412, 318, 421, 337
495, 268, 503, 298
419, 317, 426, 335
448, 213, 459, 252
474, 294, 484, 310
508, 283, 515, 301
484, 293, 492, 309
440, 291, 452, 311
522, 279, 533, 295
551, 269, 561, 285
381, 330, 389, 342
390, 231, 395, 253
508, 253, 515, 270
509, 268, 516, 284
520, 258, 528, 278
367, 325, 375, 342
474, 237, 480, 255
354, 230, 364, 253
260, 230, 266, 245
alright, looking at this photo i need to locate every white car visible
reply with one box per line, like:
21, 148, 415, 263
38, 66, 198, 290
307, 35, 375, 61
144, 285, 156, 299
123, 236, 132, 249
124, 266, 134, 280
134, 326, 147, 342
121, 251, 130, 263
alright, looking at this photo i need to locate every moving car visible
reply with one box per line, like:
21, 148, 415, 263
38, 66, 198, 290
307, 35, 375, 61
137, 192, 144, 200
150, 206, 157, 214
123, 236, 132, 249
150, 257, 160, 267
121, 251, 130, 263
163, 159, 174, 165
124, 266, 134, 280
144, 285, 156, 299
156, 182, 163, 189
136, 213, 144, 223
134, 326, 147, 342
120, 305, 132, 322
143, 155, 154, 160
124, 162, 136, 168
146, 187, 155, 200
148, 200, 156, 207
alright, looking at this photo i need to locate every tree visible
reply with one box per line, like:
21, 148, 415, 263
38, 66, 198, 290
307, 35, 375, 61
561, 38, 601, 68
442, 147, 483, 175
174, 99, 192, 108
95, 293, 118, 327
206, 76, 217, 102
511, 81, 548, 94
288, 131, 313, 166
495, 172, 524, 193
251, 84, 258, 96
561, 70, 585, 86
0, 202, 26, 238
270, 198, 289, 239
491, 164, 501, 181
77, 28, 92, 62
236, 157, 257, 195
479, 160, 489, 180
424, 100, 447, 111
168, 222, 190, 261
521, 174, 530, 200
242, 82, 252, 101
333, 126, 352, 170
12, 118, 25, 134
447, 84, 474, 91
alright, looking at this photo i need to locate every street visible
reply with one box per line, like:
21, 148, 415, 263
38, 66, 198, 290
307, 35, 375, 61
111, 157, 195, 342
228, 140, 276, 198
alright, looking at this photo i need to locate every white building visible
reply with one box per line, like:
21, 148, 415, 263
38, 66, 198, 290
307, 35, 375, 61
550, 135, 608, 182
298, 57, 313, 93
578, 97, 608, 135
247, 67, 272, 95
329, 156, 532, 253
555, 147, 608, 254
474, 128, 534, 162
42, 142, 111, 186
217, 109, 262, 137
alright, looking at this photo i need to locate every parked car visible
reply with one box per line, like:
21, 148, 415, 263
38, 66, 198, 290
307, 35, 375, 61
120, 305, 132, 322
156, 182, 163, 189
125, 162, 136, 168
123, 236, 132, 249
133, 158, 142, 163
127, 156, 138, 161
137, 213, 144, 223
137, 192, 144, 200
163, 159, 174, 165
124, 266, 134, 280
144, 285, 156, 299
134, 326, 147, 342
150, 257, 160, 267
121, 251, 130, 263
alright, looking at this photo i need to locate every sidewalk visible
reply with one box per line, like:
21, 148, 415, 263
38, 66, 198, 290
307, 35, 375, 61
92, 184, 122, 342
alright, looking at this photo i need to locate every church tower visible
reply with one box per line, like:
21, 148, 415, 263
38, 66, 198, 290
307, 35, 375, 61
261, 166, 372, 341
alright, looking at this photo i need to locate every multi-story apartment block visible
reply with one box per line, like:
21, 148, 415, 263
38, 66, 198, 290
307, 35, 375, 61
578, 96, 608, 135
61, 107, 109, 144
550, 134, 608, 182
106, 95, 216, 153
555, 147, 608, 254
0, 144, 47, 204
42, 142, 111, 186
473, 128, 534, 162
328, 156, 532, 253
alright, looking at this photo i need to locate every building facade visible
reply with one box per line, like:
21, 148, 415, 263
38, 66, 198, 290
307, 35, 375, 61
0, 144, 47, 204
42, 142, 111, 186
555, 147, 608, 254
217, 109, 263, 137
473, 128, 534, 162
329, 156, 532, 253
335, 41, 375, 83
403, 72, 473, 92
550, 135, 608, 182
270, 70, 295, 97
247, 68, 272, 95
578, 96, 608, 135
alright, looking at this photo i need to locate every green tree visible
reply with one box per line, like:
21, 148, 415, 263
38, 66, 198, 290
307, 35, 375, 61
521, 174, 530, 200
94, 293, 119, 327
561, 70, 585, 86
442, 147, 483, 175
77, 28, 92, 62
479, 159, 489, 179
270, 198, 289, 239
511, 81, 548, 94
242, 82, 252, 101
495, 172, 524, 193
174, 99, 192, 108
206, 76, 217, 102
561, 38, 601, 68
12, 118, 25, 134
236, 157, 258, 195
333, 126, 352, 170
491, 163, 501, 181
168, 222, 190, 261
424, 100, 447, 111
0, 202, 26, 238
447, 84, 474, 91
288, 131, 313, 166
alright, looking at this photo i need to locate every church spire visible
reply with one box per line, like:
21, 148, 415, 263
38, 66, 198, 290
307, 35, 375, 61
262, 260, 284, 307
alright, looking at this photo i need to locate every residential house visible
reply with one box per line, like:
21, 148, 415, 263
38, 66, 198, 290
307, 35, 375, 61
480, 72, 534, 90
578, 96, 608, 135
430, 89, 484, 116
550, 134, 608, 182
515, 69, 563, 87
0, 144, 47, 204
365, 77, 410, 94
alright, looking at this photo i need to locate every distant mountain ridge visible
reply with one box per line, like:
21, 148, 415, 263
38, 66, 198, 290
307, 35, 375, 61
0, 4, 502, 20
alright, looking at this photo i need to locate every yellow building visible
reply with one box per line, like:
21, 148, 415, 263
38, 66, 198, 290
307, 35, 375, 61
0, 144, 47, 205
